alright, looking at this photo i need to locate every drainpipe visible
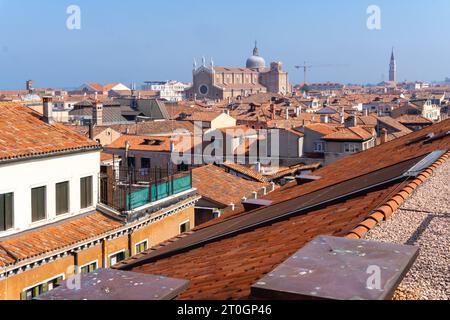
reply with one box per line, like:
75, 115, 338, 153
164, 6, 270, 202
101, 239, 107, 268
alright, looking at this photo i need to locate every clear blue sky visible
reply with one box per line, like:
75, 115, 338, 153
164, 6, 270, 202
0, 0, 449, 89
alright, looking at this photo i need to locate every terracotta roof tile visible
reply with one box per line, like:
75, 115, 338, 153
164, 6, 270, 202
117, 119, 450, 300
0, 212, 123, 267
192, 165, 268, 206
0, 103, 100, 162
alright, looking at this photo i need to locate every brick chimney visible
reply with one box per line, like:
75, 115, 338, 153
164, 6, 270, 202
93, 101, 103, 126
42, 96, 54, 124
380, 128, 388, 144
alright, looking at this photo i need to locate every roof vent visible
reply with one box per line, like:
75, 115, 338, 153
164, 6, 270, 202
242, 199, 273, 212
251, 236, 419, 300
295, 174, 322, 185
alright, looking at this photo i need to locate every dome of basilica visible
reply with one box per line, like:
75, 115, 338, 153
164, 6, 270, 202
246, 42, 266, 69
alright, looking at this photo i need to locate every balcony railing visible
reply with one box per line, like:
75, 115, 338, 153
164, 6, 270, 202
100, 167, 193, 213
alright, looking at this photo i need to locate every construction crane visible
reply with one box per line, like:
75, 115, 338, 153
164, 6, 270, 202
294, 62, 348, 86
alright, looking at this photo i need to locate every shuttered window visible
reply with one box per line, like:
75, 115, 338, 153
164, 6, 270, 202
80, 176, 93, 209
31, 187, 46, 222
0, 193, 14, 231
55, 182, 70, 215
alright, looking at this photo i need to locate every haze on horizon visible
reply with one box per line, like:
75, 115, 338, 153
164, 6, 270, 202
0, 0, 449, 89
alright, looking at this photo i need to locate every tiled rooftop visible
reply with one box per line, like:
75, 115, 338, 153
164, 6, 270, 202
0, 103, 101, 162
115, 118, 450, 300
0, 212, 123, 267
192, 165, 269, 206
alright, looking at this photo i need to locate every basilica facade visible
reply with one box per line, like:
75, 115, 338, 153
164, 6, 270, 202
186, 43, 291, 101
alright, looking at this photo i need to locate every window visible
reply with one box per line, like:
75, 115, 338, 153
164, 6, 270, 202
31, 186, 46, 222
109, 250, 129, 266
314, 142, 325, 152
55, 182, 70, 215
80, 261, 98, 274
344, 143, 360, 154
0, 193, 13, 231
127, 157, 136, 168
21, 276, 63, 300
180, 220, 191, 234
135, 240, 148, 254
141, 157, 151, 169
80, 176, 93, 209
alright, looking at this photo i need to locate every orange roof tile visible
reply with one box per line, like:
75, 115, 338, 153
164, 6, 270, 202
192, 165, 268, 206
116, 118, 450, 300
0, 212, 123, 267
0, 103, 101, 162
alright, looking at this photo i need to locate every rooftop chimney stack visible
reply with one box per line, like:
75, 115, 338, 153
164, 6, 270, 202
42, 96, 54, 125
296, 106, 301, 117
320, 115, 329, 124
352, 115, 358, 127
285, 108, 289, 120
255, 162, 262, 173
340, 108, 345, 124
93, 101, 103, 126
380, 128, 388, 144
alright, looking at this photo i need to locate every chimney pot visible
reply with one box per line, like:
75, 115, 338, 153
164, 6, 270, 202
43, 96, 54, 124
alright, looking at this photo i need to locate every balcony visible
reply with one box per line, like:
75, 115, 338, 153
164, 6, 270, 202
99, 167, 195, 222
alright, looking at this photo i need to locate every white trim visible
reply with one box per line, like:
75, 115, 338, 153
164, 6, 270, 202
79, 259, 98, 270
107, 249, 125, 259
179, 219, 191, 233
21, 273, 65, 292
134, 239, 149, 254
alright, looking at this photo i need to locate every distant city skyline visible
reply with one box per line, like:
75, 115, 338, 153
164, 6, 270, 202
1, 0, 450, 89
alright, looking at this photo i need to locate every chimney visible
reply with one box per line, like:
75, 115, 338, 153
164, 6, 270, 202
88, 121, 94, 140
364, 108, 369, 117
93, 101, 103, 126
255, 162, 262, 173
252, 191, 258, 200
271, 104, 275, 120
340, 108, 345, 124
296, 106, 301, 117
43, 96, 54, 124
380, 128, 388, 144
346, 115, 357, 128
285, 108, 289, 120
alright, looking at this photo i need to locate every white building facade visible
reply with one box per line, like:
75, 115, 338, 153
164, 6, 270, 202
142, 81, 190, 102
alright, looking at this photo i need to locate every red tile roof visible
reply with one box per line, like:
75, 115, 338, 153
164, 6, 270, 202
0, 212, 123, 267
0, 103, 101, 162
221, 161, 268, 183
192, 165, 268, 206
116, 118, 450, 300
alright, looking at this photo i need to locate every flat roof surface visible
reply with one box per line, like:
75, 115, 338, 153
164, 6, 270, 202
36, 269, 189, 300
251, 236, 419, 300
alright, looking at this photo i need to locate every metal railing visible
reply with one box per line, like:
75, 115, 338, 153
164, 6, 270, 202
100, 167, 192, 212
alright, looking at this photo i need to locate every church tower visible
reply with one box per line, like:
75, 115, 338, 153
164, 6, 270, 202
389, 48, 397, 83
